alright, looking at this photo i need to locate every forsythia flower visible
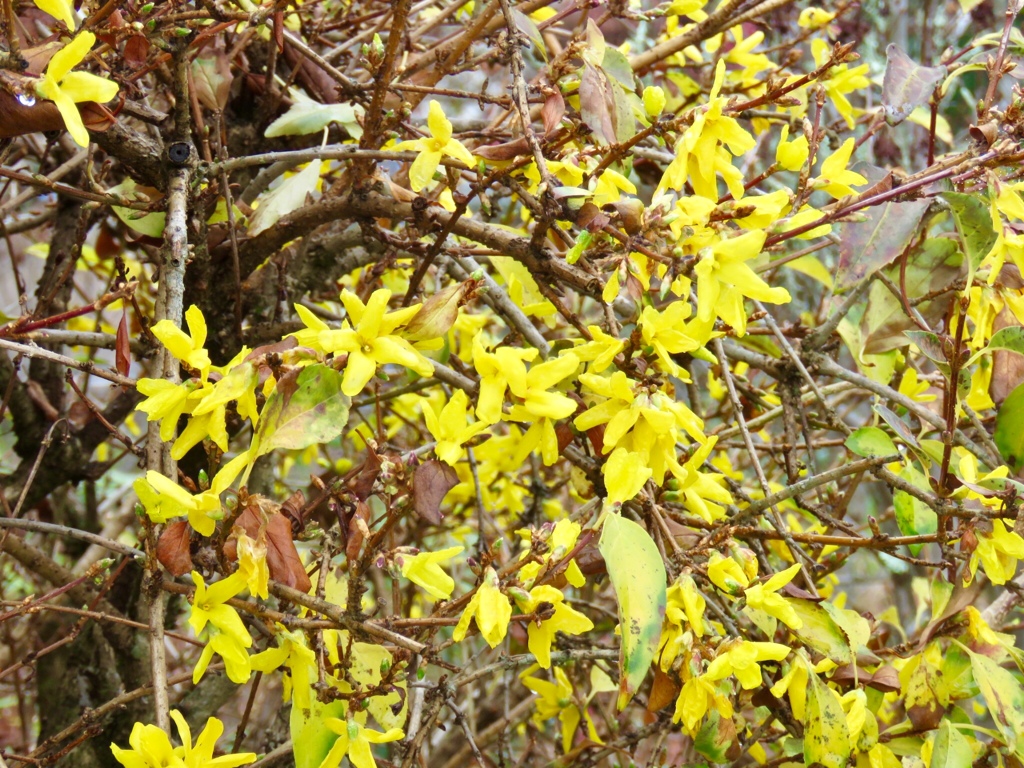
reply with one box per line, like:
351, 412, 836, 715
520, 666, 584, 753
393, 100, 475, 192
798, 7, 836, 28
34, 0, 76, 28
35, 31, 119, 147
673, 673, 733, 735
249, 625, 318, 710
505, 353, 581, 466
775, 124, 809, 171
967, 518, 1024, 586
398, 545, 463, 600
151, 305, 213, 378
659, 574, 707, 671
472, 336, 539, 423
422, 390, 489, 465
694, 229, 791, 336
453, 567, 511, 648
812, 39, 871, 129
320, 717, 404, 768
743, 563, 803, 629
812, 138, 867, 199
512, 585, 594, 668
315, 289, 435, 396
707, 551, 751, 593
517, 518, 587, 588
703, 639, 791, 689
110, 710, 256, 768
657, 60, 755, 200
189, 571, 252, 684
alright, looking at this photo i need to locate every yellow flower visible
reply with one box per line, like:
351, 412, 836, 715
111, 721, 183, 768
398, 545, 463, 600
453, 567, 511, 648
250, 625, 318, 710
505, 353, 580, 466
422, 390, 489, 465
967, 518, 1024, 586
520, 666, 582, 753
169, 711, 257, 768
694, 229, 791, 336
659, 574, 707, 671
657, 60, 755, 200
512, 585, 594, 669
744, 563, 803, 629
189, 571, 252, 684
775, 124, 809, 172
673, 674, 733, 735
517, 519, 586, 588
472, 336, 539, 424
707, 551, 751, 593
316, 289, 434, 396
35, 31, 119, 147
798, 7, 835, 28
320, 717, 404, 768
703, 639, 791, 689
393, 100, 475, 191
133, 452, 249, 536
897, 367, 936, 403
638, 301, 704, 378
674, 438, 733, 523
34, 0, 76, 28
770, 653, 811, 720
136, 378, 197, 442
235, 531, 269, 600
813, 138, 867, 199
150, 305, 213, 378
812, 39, 870, 129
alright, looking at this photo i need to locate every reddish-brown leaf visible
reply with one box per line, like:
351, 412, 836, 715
124, 35, 150, 68
115, 309, 131, 378
413, 460, 458, 525
281, 489, 306, 531
157, 521, 193, 576
647, 667, 679, 712
541, 89, 565, 134
346, 448, 383, 501
265, 512, 311, 592
555, 422, 575, 455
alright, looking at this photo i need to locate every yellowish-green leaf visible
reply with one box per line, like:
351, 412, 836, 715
788, 599, 852, 664
804, 671, 851, 768
291, 696, 347, 768
845, 427, 897, 459
599, 512, 666, 710
930, 719, 973, 768
968, 647, 1024, 758
248, 160, 323, 236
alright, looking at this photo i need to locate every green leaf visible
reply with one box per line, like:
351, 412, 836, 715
941, 191, 997, 288
904, 330, 947, 366
787, 599, 852, 664
565, 230, 593, 265
693, 709, 735, 763
968, 648, 1024, 759
930, 719, 973, 768
109, 178, 166, 237
893, 463, 937, 554
598, 512, 667, 710
845, 427, 897, 458
248, 160, 323, 236
251, 364, 351, 459
995, 382, 1024, 472
804, 671, 851, 768
290, 696, 347, 768
265, 96, 364, 138
986, 326, 1024, 356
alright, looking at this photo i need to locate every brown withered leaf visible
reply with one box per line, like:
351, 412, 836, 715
830, 663, 901, 693
555, 422, 575, 455
473, 137, 531, 161
991, 308, 1024, 403
266, 512, 311, 592
541, 89, 565, 134
347, 500, 371, 562
115, 309, 131, 378
124, 35, 150, 68
281, 489, 306, 531
244, 336, 298, 362
413, 460, 458, 525
346, 448, 383, 500
647, 667, 680, 712
157, 520, 193, 576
